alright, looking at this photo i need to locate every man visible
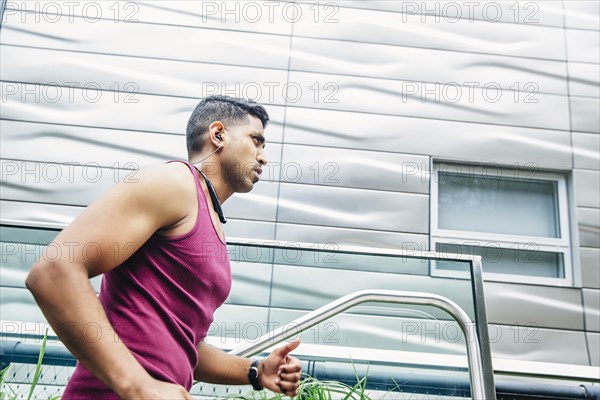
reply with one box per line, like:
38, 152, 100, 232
25, 96, 302, 399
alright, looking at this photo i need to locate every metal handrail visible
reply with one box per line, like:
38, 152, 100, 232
229, 289, 487, 399
226, 237, 496, 399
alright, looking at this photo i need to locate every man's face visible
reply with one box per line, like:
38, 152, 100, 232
220, 115, 267, 193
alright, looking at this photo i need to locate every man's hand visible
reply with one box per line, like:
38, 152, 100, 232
259, 339, 302, 397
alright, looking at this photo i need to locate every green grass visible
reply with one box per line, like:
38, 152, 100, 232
0, 329, 59, 400
0, 364, 19, 400
219, 375, 375, 400
220, 363, 376, 400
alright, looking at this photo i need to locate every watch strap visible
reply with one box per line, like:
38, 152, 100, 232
248, 359, 263, 390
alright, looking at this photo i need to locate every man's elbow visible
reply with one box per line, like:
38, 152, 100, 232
25, 261, 52, 293
25, 260, 83, 294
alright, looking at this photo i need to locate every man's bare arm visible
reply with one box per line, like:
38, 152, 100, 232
195, 342, 252, 384
25, 163, 194, 399
195, 340, 302, 397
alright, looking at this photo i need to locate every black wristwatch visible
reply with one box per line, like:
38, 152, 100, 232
248, 359, 264, 391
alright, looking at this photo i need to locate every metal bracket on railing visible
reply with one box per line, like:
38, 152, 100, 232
229, 289, 488, 399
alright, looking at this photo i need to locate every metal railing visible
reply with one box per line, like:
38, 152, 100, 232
227, 237, 496, 400
229, 289, 487, 399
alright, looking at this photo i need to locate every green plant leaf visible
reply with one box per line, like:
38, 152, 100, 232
26, 328, 49, 400
0, 364, 12, 388
0, 364, 16, 400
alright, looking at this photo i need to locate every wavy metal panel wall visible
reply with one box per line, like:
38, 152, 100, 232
581, 248, 600, 289
283, 107, 574, 169
290, 36, 570, 95
292, 4, 567, 60
1, 0, 599, 368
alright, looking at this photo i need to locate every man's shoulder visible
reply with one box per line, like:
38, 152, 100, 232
119, 161, 197, 211
132, 161, 194, 189
130, 161, 198, 234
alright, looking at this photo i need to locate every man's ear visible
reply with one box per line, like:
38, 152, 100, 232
208, 121, 226, 147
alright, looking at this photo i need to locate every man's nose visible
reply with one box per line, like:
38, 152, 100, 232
258, 150, 268, 166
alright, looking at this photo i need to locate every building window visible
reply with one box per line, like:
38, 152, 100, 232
431, 163, 572, 285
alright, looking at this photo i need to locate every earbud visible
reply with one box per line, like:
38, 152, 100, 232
215, 133, 224, 149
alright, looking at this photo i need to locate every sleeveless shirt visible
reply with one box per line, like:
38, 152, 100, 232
62, 160, 232, 398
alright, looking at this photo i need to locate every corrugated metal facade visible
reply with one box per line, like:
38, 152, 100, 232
1, 0, 598, 368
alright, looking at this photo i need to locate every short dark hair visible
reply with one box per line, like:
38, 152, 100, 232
186, 95, 269, 156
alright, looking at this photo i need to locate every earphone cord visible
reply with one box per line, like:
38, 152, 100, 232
189, 146, 227, 224
191, 145, 221, 167
190, 164, 227, 224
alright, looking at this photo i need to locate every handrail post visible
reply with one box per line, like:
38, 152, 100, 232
470, 256, 497, 400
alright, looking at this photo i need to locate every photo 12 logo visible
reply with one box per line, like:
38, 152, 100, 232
198, 1, 339, 24
1, 82, 139, 104
3, 1, 140, 23
399, 1, 540, 24
1, 161, 139, 185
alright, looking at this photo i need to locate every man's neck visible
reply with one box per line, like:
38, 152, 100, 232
188, 157, 233, 203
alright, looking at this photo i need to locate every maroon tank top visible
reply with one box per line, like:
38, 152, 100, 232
62, 160, 232, 398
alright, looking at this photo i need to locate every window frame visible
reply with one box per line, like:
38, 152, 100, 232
430, 163, 573, 286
